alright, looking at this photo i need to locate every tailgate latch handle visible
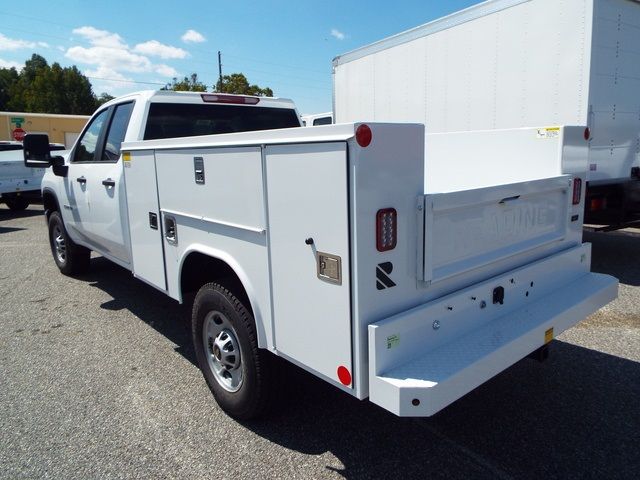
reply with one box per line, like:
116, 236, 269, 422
499, 195, 520, 204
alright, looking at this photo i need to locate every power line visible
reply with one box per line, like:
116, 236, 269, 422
87, 76, 166, 86
1, 11, 333, 76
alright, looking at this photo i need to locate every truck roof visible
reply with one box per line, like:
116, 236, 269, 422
333, 0, 529, 66
101, 90, 297, 111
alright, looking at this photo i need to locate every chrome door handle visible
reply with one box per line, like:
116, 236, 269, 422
102, 178, 115, 187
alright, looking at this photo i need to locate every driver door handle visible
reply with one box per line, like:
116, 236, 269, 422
102, 178, 115, 188
76, 176, 86, 184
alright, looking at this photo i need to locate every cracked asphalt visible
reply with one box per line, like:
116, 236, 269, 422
1, 204, 638, 479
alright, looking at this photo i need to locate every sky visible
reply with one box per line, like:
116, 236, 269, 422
0, 0, 482, 114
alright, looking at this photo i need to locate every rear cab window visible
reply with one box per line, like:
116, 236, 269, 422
144, 103, 301, 140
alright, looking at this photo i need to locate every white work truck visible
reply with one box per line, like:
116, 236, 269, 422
333, 0, 640, 229
24, 90, 617, 419
0, 141, 63, 210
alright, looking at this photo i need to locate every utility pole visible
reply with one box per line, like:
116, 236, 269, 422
217, 51, 223, 92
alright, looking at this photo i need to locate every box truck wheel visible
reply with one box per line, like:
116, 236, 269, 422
192, 282, 273, 419
47, 211, 90, 275
5, 197, 29, 211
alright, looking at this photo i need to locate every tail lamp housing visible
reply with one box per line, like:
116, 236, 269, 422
376, 208, 397, 252
572, 178, 582, 205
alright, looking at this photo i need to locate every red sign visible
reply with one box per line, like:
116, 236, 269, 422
12, 127, 26, 142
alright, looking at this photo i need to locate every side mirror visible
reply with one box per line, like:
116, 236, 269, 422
23, 134, 63, 168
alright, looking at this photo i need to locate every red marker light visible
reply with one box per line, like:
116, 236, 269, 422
356, 124, 372, 147
584, 127, 591, 141
337, 366, 352, 386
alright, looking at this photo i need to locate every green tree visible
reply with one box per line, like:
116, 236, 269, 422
6, 54, 97, 114
216, 73, 273, 97
96, 92, 115, 107
164, 73, 207, 92
0, 67, 19, 110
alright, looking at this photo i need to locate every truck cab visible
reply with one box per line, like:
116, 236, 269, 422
39, 90, 302, 268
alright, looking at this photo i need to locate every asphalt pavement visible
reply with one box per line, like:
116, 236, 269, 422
1, 204, 638, 479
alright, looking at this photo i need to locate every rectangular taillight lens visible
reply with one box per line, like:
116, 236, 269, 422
376, 208, 397, 252
572, 178, 582, 205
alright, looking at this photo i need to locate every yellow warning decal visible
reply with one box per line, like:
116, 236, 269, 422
123, 152, 131, 161
544, 327, 554, 344
536, 127, 560, 139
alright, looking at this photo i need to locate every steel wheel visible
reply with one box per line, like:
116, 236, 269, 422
203, 310, 243, 392
52, 224, 67, 264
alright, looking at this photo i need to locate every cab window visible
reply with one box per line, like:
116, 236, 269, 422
73, 109, 109, 162
102, 102, 134, 161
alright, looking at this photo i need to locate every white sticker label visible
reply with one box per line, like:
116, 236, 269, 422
536, 127, 560, 139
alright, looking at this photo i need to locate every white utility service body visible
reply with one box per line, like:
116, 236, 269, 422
333, 0, 640, 225
120, 122, 616, 415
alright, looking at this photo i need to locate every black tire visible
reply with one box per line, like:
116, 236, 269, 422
5, 197, 29, 211
192, 282, 273, 420
48, 211, 90, 275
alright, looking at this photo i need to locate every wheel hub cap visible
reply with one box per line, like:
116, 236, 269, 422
203, 311, 243, 392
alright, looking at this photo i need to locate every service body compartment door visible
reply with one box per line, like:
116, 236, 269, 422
266, 142, 352, 387
123, 150, 166, 290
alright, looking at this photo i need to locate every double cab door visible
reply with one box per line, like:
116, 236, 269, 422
63, 102, 135, 264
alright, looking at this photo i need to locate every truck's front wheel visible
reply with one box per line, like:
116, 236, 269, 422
192, 283, 273, 419
48, 211, 90, 275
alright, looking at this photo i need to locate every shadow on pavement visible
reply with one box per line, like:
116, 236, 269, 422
80, 256, 640, 479
0, 206, 44, 220
585, 228, 640, 286
0, 226, 26, 234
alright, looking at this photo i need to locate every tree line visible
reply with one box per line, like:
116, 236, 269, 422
0, 54, 274, 115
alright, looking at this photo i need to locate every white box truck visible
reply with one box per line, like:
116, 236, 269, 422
23, 90, 616, 419
333, 0, 640, 228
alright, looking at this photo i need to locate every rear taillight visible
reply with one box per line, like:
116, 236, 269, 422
376, 208, 397, 252
572, 178, 582, 205
201, 94, 260, 105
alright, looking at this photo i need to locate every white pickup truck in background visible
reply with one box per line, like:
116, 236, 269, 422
23, 90, 617, 420
0, 141, 64, 211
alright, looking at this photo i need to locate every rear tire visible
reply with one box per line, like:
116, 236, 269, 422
48, 211, 90, 275
5, 197, 29, 211
192, 282, 273, 420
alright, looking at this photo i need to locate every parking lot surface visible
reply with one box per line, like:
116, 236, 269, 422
1, 204, 638, 479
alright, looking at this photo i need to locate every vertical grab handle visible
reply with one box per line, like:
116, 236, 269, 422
164, 215, 178, 245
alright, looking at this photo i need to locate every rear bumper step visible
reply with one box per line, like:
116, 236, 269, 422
368, 246, 617, 417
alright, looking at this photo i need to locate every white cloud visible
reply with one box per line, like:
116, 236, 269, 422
0, 58, 22, 69
66, 45, 152, 73
0, 33, 36, 51
66, 26, 182, 84
330, 28, 346, 40
37, 42, 50, 48
133, 40, 188, 59
154, 64, 178, 77
181, 29, 206, 43
72, 26, 126, 49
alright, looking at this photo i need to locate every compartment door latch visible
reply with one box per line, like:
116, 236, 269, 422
317, 252, 342, 285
